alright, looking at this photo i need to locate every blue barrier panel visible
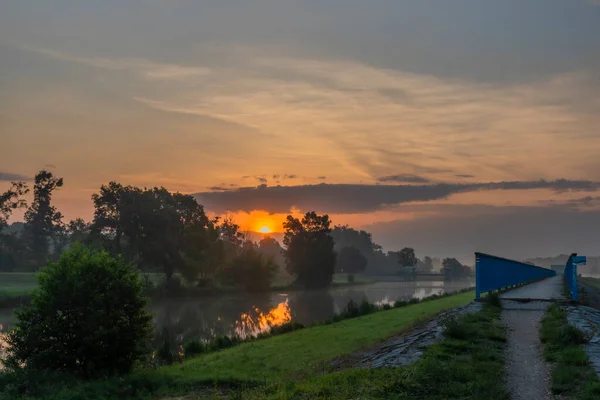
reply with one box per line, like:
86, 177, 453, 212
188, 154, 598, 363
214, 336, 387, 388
564, 253, 586, 301
475, 252, 556, 299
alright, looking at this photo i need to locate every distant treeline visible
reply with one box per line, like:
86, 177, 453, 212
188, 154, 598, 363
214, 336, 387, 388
1, 170, 471, 294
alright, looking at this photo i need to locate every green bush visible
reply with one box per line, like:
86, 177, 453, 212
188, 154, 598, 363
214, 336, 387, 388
487, 291, 502, 308
4, 245, 153, 377
183, 339, 205, 358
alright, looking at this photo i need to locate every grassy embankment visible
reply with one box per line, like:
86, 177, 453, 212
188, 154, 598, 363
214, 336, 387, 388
580, 276, 600, 290
540, 304, 600, 399
1, 290, 510, 400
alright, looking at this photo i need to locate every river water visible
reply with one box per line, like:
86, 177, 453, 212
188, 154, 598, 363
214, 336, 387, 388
0, 279, 473, 364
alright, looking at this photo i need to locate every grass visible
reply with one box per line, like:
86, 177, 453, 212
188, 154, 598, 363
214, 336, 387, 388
1, 291, 475, 400
580, 277, 600, 290
0, 273, 38, 297
240, 301, 508, 399
540, 304, 600, 399
159, 290, 475, 383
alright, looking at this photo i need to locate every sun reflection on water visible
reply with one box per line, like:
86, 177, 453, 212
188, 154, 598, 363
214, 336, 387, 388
234, 299, 292, 339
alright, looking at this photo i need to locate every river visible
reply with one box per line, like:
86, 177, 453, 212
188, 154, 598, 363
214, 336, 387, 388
0, 279, 473, 363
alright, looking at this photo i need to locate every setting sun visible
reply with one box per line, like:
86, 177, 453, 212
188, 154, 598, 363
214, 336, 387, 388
258, 226, 271, 234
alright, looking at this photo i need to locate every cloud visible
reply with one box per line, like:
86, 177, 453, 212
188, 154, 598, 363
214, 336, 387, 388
540, 196, 600, 209
25, 47, 600, 185
318, 176, 327, 180
25, 47, 211, 80
378, 174, 431, 184
0, 172, 30, 181
455, 174, 475, 178
194, 179, 600, 214
45, 164, 57, 169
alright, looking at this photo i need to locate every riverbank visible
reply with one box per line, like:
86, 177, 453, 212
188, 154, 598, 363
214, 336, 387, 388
0, 272, 377, 306
1, 290, 476, 400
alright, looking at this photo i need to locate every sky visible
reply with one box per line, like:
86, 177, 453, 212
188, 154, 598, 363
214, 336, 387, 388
1, 0, 600, 261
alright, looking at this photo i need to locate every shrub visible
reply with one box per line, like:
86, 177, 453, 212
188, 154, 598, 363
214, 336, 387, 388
487, 291, 502, 308
394, 300, 409, 308
5, 245, 153, 377
440, 315, 470, 340
270, 321, 304, 335
183, 339, 205, 358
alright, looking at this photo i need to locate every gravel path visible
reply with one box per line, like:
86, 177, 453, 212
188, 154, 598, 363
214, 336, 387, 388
501, 300, 552, 400
329, 302, 483, 370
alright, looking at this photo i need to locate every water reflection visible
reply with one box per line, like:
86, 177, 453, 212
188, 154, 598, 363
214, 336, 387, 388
234, 299, 291, 338
0, 280, 474, 355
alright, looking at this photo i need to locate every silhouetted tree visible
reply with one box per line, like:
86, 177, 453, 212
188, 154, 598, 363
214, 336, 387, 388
258, 235, 285, 268
398, 247, 417, 267
418, 256, 434, 273
67, 218, 92, 244
283, 212, 336, 289
0, 181, 29, 231
442, 257, 471, 279
336, 246, 367, 274
23, 171, 64, 268
221, 242, 278, 292
331, 225, 381, 269
91, 181, 129, 254
0, 182, 29, 271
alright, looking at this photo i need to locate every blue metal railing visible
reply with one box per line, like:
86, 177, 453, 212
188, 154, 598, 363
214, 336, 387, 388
564, 253, 586, 301
475, 252, 556, 299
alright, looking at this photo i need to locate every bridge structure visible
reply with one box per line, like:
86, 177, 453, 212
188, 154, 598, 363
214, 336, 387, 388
475, 252, 586, 300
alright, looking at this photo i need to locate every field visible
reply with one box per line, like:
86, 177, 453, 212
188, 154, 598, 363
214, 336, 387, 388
0, 273, 38, 297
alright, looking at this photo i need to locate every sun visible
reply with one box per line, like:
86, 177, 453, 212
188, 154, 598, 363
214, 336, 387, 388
258, 226, 271, 234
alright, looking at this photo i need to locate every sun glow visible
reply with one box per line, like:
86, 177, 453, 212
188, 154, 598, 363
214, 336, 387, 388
258, 226, 271, 233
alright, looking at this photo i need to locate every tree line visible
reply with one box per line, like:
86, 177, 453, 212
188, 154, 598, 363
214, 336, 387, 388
0, 170, 471, 293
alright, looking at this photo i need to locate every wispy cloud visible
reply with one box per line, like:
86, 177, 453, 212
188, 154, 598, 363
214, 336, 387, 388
25, 46, 600, 186
25, 47, 211, 80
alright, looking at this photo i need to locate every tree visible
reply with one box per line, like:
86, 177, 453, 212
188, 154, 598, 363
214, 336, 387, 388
0, 181, 29, 231
23, 171, 64, 268
336, 246, 367, 274
5, 245, 153, 377
258, 235, 285, 268
418, 256, 434, 273
0, 182, 28, 271
442, 257, 471, 279
222, 243, 278, 292
67, 218, 92, 244
331, 225, 382, 269
398, 247, 417, 267
283, 212, 336, 289
91, 181, 132, 254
